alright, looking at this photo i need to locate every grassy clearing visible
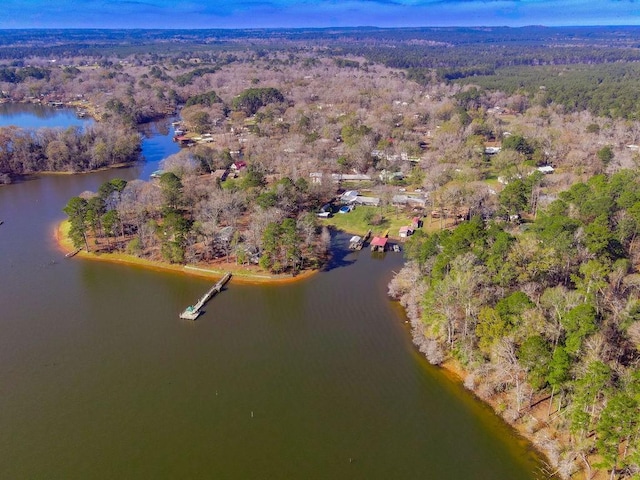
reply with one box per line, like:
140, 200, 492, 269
320, 205, 464, 236
320, 205, 417, 238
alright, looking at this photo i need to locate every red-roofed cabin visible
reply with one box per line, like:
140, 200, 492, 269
399, 226, 413, 238
370, 236, 388, 252
231, 161, 247, 171
174, 135, 193, 146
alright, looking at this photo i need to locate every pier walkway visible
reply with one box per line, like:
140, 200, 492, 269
179, 272, 232, 320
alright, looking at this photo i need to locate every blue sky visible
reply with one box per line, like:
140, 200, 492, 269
1, 0, 638, 29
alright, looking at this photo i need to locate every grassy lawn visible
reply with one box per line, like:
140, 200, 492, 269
320, 205, 417, 238
321, 204, 463, 237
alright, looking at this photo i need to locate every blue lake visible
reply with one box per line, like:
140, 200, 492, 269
0, 102, 91, 129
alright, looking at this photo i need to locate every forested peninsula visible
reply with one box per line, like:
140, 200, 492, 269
5, 27, 640, 478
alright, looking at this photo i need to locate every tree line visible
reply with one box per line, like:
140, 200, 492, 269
63, 166, 331, 276
390, 169, 640, 478
0, 122, 140, 182
457, 63, 640, 121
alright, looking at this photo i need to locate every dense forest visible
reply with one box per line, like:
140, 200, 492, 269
63, 169, 331, 275
5, 26, 640, 477
390, 170, 640, 479
0, 122, 140, 182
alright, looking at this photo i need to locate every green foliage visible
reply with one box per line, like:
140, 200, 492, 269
189, 111, 211, 134
294, 177, 309, 193
185, 90, 222, 107
517, 336, 552, 390
256, 190, 277, 208
496, 291, 534, 320
432, 216, 485, 279
457, 63, 640, 120
63, 196, 89, 250
584, 215, 624, 260
531, 211, 580, 253
260, 218, 302, 274
596, 390, 639, 473
454, 87, 482, 109
175, 66, 218, 87
240, 164, 266, 189
597, 145, 614, 165
0, 65, 49, 83
547, 346, 571, 392
571, 259, 610, 305
501, 134, 534, 157
404, 230, 440, 266
340, 122, 372, 147
161, 241, 185, 264
476, 306, 510, 354
334, 58, 360, 69
102, 209, 119, 238
105, 98, 126, 115
231, 87, 285, 115
98, 178, 127, 203
485, 227, 514, 279
126, 237, 142, 255
498, 179, 529, 216
148, 65, 165, 79
159, 172, 183, 209
570, 361, 611, 435
158, 209, 191, 264
561, 304, 598, 354
400, 165, 640, 469
586, 123, 600, 134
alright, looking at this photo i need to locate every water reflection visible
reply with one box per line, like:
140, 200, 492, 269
0, 102, 92, 129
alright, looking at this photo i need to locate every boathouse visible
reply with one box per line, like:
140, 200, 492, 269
370, 236, 388, 252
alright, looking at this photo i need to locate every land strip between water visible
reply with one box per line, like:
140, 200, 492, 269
54, 220, 317, 285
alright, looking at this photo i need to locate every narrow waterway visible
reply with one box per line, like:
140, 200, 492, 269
0, 105, 550, 479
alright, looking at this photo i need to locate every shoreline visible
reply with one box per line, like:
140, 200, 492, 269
54, 220, 317, 286
55, 217, 564, 476
402, 324, 565, 477
403, 308, 583, 478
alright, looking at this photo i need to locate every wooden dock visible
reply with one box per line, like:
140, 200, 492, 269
179, 272, 232, 320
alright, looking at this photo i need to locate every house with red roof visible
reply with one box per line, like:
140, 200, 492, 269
370, 236, 388, 252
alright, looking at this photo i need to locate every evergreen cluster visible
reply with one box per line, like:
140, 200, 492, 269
231, 87, 285, 116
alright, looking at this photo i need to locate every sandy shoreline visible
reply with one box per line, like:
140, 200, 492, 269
54, 220, 317, 285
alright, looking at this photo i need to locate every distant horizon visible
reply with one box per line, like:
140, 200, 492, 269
0, 0, 638, 30
1, 24, 640, 31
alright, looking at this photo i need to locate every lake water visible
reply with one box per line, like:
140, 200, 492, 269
0, 102, 92, 129
0, 105, 550, 479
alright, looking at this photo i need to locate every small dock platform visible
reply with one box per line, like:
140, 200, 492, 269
179, 272, 232, 320
349, 229, 372, 250
349, 235, 363, 250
